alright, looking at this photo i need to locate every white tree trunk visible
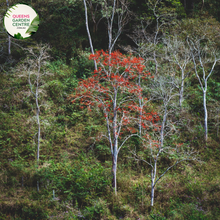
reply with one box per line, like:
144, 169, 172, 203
36, 62, 41, 165
6, 0, 11, 55
36, 98, 40, 163
83, 0, 97, 70
151, 184, 155, 206
112, 88, 118, 195
112, 153, 118, 195
160, 106, 167, 148
179, 70, 185, 108
203, 90, 208, 141
36, 64, 41, 192
8, 36, 11, 55
108, 0, 116, 54
151, 162, 157, 206
138, 74, 142, 136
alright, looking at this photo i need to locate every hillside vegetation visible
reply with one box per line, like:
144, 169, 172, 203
0, 0, 220, 219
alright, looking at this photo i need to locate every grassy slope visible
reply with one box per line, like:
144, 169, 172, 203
0, 54, 220, 220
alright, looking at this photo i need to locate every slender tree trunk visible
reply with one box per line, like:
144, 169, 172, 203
36, 101, 40, 163
36, 82, 40, 192
6, 0, 11, 55
111, 88, 118, 195
108, 0, 116, 54
151, 162, 157, 206
8, 36, 11, 55
154, 51, 158, 75
138, 74, 142, 136
139, 100, 142, 136
179, 70, 185, 108
83, 0, 97, 70
36, 63, 41, 165
36, 61, 41, 192
203, 90, 208, 141
160, 106, 167, 148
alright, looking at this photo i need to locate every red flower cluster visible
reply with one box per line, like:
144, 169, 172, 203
69, 50, 158, 138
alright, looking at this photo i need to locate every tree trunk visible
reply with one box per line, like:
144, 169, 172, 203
151, 162, 157, 206
8, 35, 11, 55
108, 0, 116, 54
36, 63, 41, 192
112, 154, 117, 195
154, 51, 158, 75
160, 106, 167, 148
179, 70, 185, 108
151, 185, 155, 206
6, 0, 11, 55
36, 91, 40, 164
203, 91, 208, 141
138, 74, 142, 136
83, 0, 97, 70
36, 105, 40, 193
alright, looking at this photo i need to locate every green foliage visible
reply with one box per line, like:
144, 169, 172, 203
149, 213, 166, 220
21, 204, 49, 219
83, 198, 111, 219
1, 0, 220, 217
168, 202, 207, 219
0, 200, 49, 219
37, 156, 110, 206
70, 49, 94, 78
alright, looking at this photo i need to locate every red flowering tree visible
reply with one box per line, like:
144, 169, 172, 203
69, 50, 156, 194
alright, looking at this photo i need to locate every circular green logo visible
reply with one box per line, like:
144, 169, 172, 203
4, 4, 39, 39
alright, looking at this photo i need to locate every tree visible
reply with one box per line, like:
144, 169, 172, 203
187, 37, 220, 141
18, 44, 51, 192
130, 75, 200, 206
128, 0, 178, 75
100, 0, 131, 54
83, 0, 97, 70
163, 35, 192, 108
69, 49, 156, 194
83, 0, 131, 57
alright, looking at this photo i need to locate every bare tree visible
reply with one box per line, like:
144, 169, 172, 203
18, 44, 51, 191
85, 0, 103, 33
83, 0, 131, 55
187, 37, 220, 141
120, 0, 176, 137
130, 75, 201, 206
163, 35, 193, 108
101, 0, 131, 54
128, 0, 176, 75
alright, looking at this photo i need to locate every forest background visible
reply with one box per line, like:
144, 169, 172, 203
0, 0, 220, 219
